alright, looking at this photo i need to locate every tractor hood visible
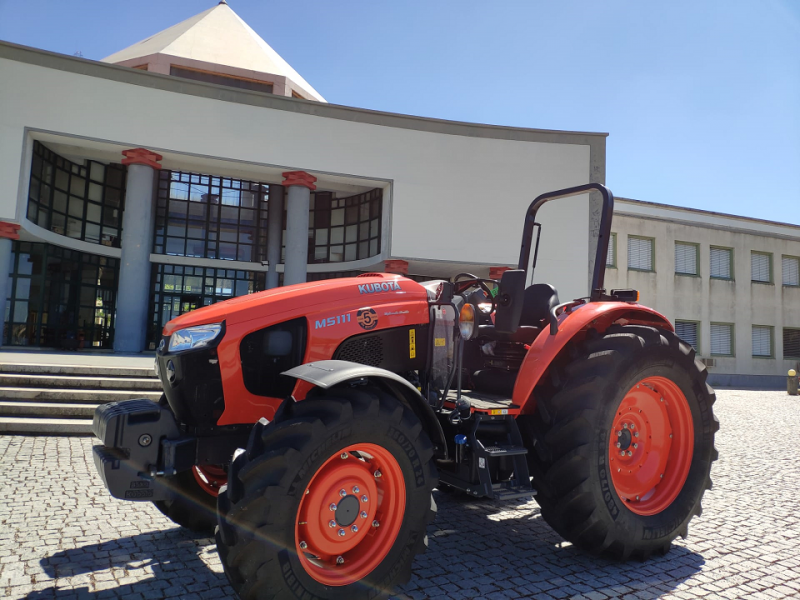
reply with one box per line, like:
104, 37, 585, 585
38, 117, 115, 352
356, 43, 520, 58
161, 273, 428, 336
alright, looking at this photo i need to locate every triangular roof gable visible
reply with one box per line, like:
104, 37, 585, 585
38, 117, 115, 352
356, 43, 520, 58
101, 3, 324, 101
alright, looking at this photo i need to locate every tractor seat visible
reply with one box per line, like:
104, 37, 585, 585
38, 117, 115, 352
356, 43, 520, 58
520, 283, 559, 327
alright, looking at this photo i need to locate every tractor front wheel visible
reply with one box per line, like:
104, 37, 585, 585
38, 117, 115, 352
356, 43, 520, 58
216, 387, 437, 600
521, 324, 718, 559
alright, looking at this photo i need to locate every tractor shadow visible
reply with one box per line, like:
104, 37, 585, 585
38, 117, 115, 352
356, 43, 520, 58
26, 490, 705, 599
396, 489, 706, 598
28, 527, 231, 600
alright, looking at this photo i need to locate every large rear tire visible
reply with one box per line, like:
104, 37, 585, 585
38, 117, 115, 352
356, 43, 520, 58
153, 465, 225, 533
520, 324, 718, 559
216, 387, 438, 600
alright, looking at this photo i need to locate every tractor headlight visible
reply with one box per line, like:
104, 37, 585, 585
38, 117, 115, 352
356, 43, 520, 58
168, 323, 223, 353
459, 304, 477, 340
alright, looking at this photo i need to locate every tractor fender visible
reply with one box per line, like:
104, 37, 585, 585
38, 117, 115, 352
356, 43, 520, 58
283, 360, 447, 459
512, 302, 673, 414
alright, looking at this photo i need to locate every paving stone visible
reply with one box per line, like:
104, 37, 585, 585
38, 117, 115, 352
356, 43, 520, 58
1, 390, 799, 598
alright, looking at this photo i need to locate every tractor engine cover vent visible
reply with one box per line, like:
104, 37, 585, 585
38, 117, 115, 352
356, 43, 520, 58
334, 336, 384, 367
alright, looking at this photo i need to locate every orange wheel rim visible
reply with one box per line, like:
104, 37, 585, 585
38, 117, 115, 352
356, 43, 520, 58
295, 443, 406, 586
192, 465, 227, 497
608, 376, 694, 516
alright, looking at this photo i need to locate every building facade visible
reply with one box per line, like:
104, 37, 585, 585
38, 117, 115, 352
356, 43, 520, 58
0, 3, 605, 353
606, 199, 800, 386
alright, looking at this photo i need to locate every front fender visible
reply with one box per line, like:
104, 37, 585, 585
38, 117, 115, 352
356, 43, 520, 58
283, 360, 447, 458
512, 302, 672, 413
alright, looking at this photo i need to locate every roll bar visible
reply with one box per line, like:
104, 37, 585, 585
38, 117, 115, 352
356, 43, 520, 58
517, 183, 614, 302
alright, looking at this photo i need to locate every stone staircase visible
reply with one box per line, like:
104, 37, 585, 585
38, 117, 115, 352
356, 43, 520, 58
0, 362, 163, 435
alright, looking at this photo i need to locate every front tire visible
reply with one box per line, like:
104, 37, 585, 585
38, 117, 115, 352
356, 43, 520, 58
521, 324, 719, 559
216, 387, 438, 600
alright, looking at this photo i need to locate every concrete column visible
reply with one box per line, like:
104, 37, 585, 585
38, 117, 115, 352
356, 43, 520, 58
265, 185, 285, 289
282, 171, 317, 286
0, 223, 20, 322
114, 148, 162, 352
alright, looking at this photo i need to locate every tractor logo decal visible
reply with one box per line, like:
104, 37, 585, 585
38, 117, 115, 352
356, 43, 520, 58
358, 281, 401, 294
357, 308, 378, 330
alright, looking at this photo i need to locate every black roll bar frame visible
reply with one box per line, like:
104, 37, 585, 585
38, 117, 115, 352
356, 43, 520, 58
517, 183, 614, 302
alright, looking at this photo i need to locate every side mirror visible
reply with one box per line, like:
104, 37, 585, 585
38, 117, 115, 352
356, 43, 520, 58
494, 270, 525, 333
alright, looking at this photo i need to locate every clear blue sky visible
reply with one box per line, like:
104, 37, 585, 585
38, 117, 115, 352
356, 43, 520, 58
1, 0, 798, 224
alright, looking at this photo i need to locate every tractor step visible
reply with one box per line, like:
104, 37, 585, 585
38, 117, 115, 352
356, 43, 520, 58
492, 483, 536, 502
483, 444, 527, 457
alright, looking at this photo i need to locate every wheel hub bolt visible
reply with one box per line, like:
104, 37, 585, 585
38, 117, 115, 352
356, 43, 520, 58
339, 489, 347, 497
374, 470, 382, 478
372, 520, 380, 528
361, 495, 368, 503
336, 556, 344, 565
352, 486, 360, 494
635, 495, 640, 500
341, 452, 349, 459
630, 424, 635, 430
299, 541, 307, 549
627, 450, 633, 457
617, 431, 623, 437
623, 423, 628, 429
634, 432, 639, 437
329, 503, 337, 511
351, 525, 358, 533
615, 442, 621, 448
337, 529, 346, 537
361, 511, 368, 519
619, 451, 625, 457
632, 443, 638, 449
328, 520, 336, 528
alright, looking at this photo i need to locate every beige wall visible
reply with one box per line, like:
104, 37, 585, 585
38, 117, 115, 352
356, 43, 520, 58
607, 202, 800, 377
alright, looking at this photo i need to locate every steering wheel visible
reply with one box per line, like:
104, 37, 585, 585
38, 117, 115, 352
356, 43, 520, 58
453, 273, 497, 314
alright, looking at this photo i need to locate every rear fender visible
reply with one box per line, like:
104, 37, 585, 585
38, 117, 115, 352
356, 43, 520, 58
283, 360, 447, 459
512, 302, 673, 414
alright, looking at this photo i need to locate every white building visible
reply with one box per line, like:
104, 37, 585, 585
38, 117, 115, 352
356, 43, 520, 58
0, 2, 603, 352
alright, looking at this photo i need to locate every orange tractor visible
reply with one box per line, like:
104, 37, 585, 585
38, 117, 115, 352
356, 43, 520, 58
92, 184, 718, 599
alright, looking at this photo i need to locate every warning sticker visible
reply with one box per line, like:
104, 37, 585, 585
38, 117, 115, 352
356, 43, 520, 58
489, 409, 509, 415
409, 329, 416, 359
434, 338, 446, 347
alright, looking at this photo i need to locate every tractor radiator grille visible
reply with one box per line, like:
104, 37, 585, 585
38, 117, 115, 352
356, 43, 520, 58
335, 336, 384, 367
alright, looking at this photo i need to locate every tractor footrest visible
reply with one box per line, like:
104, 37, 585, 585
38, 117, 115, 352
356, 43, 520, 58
483, 445, 527, 457
493, 485, 536, 502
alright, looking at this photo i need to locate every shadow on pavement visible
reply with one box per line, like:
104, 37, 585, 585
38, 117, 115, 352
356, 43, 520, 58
27, 491, 706, 599
28, 526, 230, 599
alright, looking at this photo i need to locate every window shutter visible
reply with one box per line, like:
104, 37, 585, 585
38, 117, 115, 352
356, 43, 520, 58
675, 321, 698, 350
784, 328, 800, 359
751, 253, 771, 282
628, 238, 653, 271
752, 326, 772, 357
710, 324, 732, 356
783, 256, 800, 286
710, 248, 731, 279
675, 243, 697, 275
606, 234, 616, 267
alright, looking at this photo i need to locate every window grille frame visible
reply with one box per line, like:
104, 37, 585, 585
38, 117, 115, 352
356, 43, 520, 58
627, 235, 655, 273
674, 240, 700, 276
709, 322, 734, 357
750, 251, 773, 284
710, 246, 734, 281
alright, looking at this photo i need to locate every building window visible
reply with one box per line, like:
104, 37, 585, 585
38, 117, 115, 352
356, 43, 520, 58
783, 255, 800, 286
307, 189, 382, 263
155, 170, 269, 262
751, 251, 772, 283
710, 246, 733, 280
4, 242, 118, 349
752, 325, 773, 358
675, 242, 699, 276
27, 141, 126, 247
675, 320, 698, 350
710, 323, 733, 356
606, 233, 616, 268
628, 236, 654, 272
785, 328, 800, 360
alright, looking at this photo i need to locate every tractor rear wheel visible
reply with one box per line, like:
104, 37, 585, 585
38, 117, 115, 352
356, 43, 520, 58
215, 387, 437, 600
521, 324, 718, 559
153, 465, 226, 533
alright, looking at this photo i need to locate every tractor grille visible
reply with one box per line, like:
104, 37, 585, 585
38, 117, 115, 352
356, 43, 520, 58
335, 336, 384, 367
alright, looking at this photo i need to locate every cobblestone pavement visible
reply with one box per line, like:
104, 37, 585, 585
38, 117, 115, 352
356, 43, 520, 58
2, 389, 800, 600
